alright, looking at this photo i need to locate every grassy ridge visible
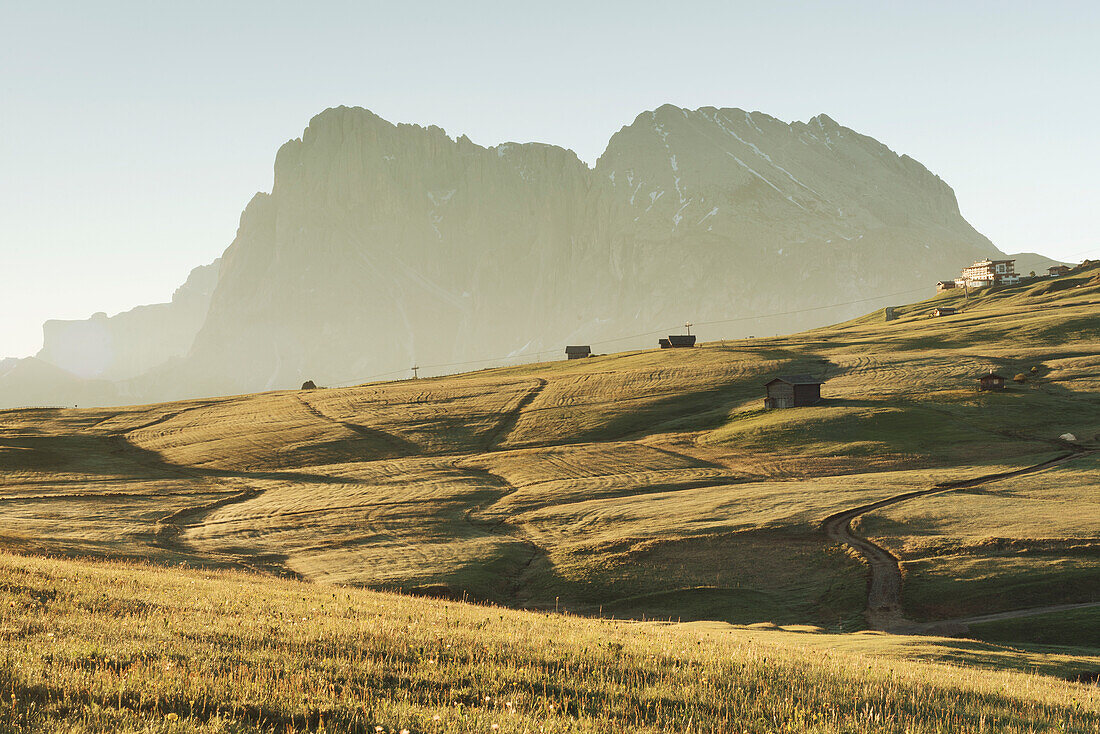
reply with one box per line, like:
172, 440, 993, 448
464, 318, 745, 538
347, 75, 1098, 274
1, 553, 1098, 733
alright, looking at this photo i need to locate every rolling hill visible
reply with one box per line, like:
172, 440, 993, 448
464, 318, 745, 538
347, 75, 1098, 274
1, 263, 1098, 732
2, 263, 1097, 653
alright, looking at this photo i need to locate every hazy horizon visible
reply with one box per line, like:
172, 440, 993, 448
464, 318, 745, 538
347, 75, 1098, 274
2, 0, 1098, 359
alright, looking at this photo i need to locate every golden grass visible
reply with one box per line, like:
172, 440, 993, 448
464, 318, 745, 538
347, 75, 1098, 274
0, 265, 1098, 638
863, 455, 1100, 558
1, 553, 1098, 733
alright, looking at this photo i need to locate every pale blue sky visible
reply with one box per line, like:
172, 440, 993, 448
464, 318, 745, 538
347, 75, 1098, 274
2, 0, 1097, 358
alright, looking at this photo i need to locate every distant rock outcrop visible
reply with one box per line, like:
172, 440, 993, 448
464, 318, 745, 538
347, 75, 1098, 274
0, 356, 119, 408
36, 259, 220, 381
2, 105, 1006, 407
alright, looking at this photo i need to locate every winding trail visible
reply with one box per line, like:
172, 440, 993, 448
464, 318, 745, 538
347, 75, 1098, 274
933, 601, 1100, 628
822, 449, 1095, 631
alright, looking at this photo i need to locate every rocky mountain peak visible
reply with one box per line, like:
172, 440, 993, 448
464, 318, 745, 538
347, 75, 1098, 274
3, 105, 1002, 406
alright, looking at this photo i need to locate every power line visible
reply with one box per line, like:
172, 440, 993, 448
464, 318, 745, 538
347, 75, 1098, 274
1053, 245, 1100, 261
688, 285, 930, 330
318, 254, 1100, 390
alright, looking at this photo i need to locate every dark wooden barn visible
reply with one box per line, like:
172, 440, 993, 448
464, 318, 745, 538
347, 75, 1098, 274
659, 335, 696, 349
978, 371, 1006, 391
565, 345, 592, 360
764, 375, 824, 409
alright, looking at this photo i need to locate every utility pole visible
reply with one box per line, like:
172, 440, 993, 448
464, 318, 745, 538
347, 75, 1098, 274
684, 321, 693, 336
411, 365, 419, 379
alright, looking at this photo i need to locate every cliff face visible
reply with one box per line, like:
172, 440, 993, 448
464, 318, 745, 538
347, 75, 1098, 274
3, 105, 1001, 407
584, 105, 995, 331
179, 110, 596, 395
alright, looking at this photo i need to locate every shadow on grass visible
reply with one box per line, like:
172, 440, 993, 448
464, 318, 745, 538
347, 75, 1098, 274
562, 355, 838, 443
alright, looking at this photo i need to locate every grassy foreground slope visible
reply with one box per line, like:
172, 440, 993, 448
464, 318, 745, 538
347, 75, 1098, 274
1, 553, 1098, 733
0, 265, 1098, 640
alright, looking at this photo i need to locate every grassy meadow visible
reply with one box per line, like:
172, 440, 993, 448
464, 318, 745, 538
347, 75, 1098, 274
1, 552, 1098, 733
0, 264, 1098, 656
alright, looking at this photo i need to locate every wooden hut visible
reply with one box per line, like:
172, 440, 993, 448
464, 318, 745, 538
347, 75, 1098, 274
659, 335, 696, 349
565, 345, 592, 360
978, 371, 1006, 391
764, 375, 824, 409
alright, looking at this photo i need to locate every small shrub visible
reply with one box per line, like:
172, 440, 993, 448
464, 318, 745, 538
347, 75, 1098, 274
1013, 373, 1027, 383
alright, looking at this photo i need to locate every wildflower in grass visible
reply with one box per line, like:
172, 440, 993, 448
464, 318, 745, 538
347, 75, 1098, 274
166, 712, 178, 721
491, 725, 499, 731
432, 715, 441, 721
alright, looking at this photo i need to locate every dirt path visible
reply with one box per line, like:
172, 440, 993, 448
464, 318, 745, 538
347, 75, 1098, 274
931, 600, 1100, 628
822, 449, 1093, 632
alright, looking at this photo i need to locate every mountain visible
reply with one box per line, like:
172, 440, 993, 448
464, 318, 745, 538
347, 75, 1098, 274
4, 105, 1002, 406
36, 259, 220, 382
1008, 251, 1070, 277
0, 356, 119, 408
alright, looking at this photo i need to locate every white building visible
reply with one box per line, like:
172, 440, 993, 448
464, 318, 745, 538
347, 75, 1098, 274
954, 259, 1019, 288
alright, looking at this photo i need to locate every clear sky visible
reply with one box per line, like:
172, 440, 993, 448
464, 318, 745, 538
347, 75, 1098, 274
2, 0, 1097, 358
